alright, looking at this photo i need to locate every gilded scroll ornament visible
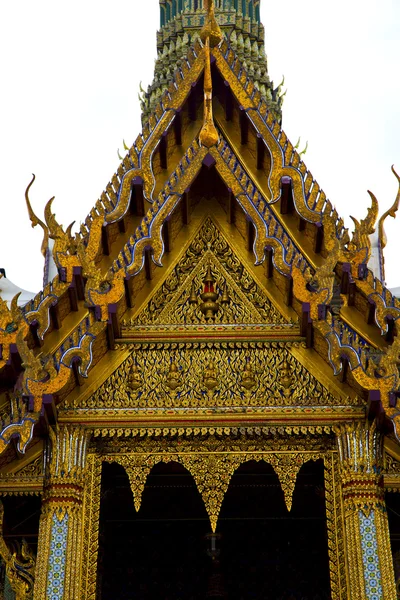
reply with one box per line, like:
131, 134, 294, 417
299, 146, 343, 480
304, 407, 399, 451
378, 166, 400, 254
76, 341, 342, 413
119, 134, 309, 279
212, 45, 329, 224
25, 174, 49, 257
105, 44, 206, 223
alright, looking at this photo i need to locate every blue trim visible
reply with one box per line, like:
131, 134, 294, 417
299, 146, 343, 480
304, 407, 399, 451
248, 0, 253, 19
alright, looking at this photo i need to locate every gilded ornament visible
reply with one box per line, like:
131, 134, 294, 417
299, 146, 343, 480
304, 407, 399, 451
200, 0, 223, 48
166, 361, 182, 391
280, 360, 293, 399
220, 282, 230, 304
132, 219, 286, 327
378, 165, 400, 254
199, 264, 220, 320
240, 357, 256, 391
188, 280, 198, 304
202, 360, 219, 391
127, 363, 143, 391
199, 37, 219, 148
24, 174, 49, 257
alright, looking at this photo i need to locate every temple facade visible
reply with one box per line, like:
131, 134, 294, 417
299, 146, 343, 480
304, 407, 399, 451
0, 1, 400, 599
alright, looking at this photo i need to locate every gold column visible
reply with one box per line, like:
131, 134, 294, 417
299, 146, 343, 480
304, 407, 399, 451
79, 453, 102, 600
336, 420, 396, 599
33, 425, 89, 600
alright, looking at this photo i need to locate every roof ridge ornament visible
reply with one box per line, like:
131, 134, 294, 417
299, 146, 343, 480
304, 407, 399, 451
25, 174, 49, 258
200, 0, 223, 48
378, 165, 400, 260
199, 37, 219, 148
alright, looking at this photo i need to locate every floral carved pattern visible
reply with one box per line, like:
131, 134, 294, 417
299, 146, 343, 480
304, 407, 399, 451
129, 218, 286, 326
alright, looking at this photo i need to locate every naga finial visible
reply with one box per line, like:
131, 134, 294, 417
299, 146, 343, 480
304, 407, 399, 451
199, 37, 219, 148
25, 174, 50, 257
348, 190, 379, 261
378, 165, 400, 251
377, 165, 400, 282
200, 0, 223, 47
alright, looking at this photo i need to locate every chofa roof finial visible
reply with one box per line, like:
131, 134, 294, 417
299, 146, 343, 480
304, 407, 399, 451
201, 0, 223, 47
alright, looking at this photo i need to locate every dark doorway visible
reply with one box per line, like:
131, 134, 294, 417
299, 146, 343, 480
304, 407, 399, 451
217, 459, 331, 600
385, 491, 400, 586
1, 495, 41, 555
98, 461, 210, 600
98, 459, 330, 600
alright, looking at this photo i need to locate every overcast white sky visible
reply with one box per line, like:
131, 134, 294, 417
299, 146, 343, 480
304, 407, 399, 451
0, 0, 399, 293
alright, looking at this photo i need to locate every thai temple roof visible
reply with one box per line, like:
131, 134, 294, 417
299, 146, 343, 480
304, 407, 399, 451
141, 0, 284, 124
1, 4, 400, 596
0, 0, 399, 467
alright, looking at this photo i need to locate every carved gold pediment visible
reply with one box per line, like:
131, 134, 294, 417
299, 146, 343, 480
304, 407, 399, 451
71, 340, 357, 415
127, 217, 287, 328
61, 216, 360, 419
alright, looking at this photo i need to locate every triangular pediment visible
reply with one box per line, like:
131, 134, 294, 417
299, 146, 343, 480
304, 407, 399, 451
130, 217, 287, 327
61, 214, 360, 419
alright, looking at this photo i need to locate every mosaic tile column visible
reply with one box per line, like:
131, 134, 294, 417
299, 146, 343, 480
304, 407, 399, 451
33, 426, 89, 600
336, 421, 396, 599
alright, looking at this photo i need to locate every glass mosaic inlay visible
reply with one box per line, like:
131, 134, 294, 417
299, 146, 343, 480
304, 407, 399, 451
359, 510, 383, 600
46, 511, 69, 600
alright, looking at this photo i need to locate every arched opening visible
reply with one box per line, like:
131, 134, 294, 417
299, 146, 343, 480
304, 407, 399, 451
217, 459, 331, 599
98, 461, 211, 599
